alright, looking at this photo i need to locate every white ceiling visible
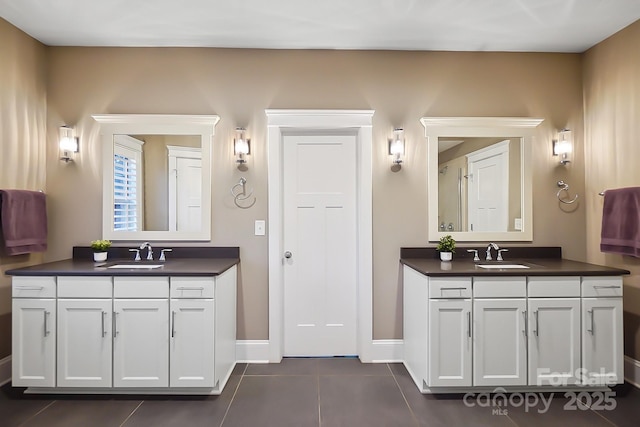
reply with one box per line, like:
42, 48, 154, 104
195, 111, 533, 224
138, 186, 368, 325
1, 0, 640, 52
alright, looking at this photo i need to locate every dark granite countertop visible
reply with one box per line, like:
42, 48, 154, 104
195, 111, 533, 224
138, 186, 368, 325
5, 246, 240, 277
400, 257, 630, 277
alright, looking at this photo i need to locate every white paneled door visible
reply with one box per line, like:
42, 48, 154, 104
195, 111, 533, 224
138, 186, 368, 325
283, 134, 357, 356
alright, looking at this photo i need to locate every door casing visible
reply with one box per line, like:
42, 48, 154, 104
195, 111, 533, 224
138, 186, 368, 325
266, 109, 374, 363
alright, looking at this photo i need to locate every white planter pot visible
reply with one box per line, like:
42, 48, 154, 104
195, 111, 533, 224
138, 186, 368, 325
93, 252, 108, 262
439, 252, 453, 262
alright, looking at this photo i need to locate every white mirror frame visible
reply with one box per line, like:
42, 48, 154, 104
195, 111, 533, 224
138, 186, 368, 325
93, 114, 219, 241
421, 117, 544, 242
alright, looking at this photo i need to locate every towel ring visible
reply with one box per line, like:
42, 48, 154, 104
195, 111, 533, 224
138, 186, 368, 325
231, 177, 256, 209
556, 180, 579, 204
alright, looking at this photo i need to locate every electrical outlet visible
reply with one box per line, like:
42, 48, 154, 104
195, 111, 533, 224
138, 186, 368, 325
514, 218, 522, 231
255, 220, 266, 236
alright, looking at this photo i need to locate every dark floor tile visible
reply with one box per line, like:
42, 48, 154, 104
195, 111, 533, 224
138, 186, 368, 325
21, 399, 142, 427
244, 357, 318, 375
392, 370, 516, 427
121, 375, 241, 427
319, 374, 416, 426
222, 375, 319, 427
231, 363, 247, 376
0, 385, 54, 427
317, 358, 391, 375
581, 383, 640, 427
506, 392, 612, 427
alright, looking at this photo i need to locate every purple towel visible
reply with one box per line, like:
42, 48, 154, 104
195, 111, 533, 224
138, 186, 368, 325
600, 187, 640, 257
0, 190, 48, 256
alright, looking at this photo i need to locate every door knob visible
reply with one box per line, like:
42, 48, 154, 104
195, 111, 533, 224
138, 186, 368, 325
284, 251, 292, 259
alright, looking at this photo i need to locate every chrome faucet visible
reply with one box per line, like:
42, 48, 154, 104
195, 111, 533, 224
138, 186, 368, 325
139, 242, 153, 260
485, 242, 500, 261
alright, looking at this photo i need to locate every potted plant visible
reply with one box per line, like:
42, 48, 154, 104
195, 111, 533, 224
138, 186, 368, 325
90, 239, 111, 262
436, 235, 456, 262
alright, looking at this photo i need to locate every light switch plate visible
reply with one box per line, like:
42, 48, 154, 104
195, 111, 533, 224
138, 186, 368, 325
255, 220, 266, 236
514, 218, 522, 231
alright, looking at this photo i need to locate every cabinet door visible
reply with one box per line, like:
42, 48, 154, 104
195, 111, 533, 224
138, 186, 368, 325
170, 299, 214, 387
528, 298, 580, 386
113, 299, 169, 388
582, 298, 623, 385
57, 299, 112, 387
428, 299, 472, 387
473, 299, 527, 386
12, 299, 56, 387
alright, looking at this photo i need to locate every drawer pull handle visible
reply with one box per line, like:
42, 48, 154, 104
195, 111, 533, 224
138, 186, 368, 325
176, 287, 205, 291
171, 311, 176, 338
440, 287, 467, 291
44, 311, 50, 337
533, 310, 539, 337
16, 286, 44, 291
592, 285, 621, 289
587, 310, 594, 335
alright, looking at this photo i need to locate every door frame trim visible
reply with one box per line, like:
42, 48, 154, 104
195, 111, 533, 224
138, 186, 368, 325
266, 109, 374, 363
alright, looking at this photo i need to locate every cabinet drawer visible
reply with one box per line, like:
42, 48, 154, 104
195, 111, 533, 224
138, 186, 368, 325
58, 276, 112, 298
429, 277, 472, 299
114, 276, 169, 298
12, 276, 56, 298
581, 276, 623, 297
473, 276, 526, 298
527, 276, 580, 297
170, 277, 214, 298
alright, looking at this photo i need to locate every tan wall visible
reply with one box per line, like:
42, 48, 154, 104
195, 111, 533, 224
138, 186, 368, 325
0, 19, 47, 357
583, 20, 640, 359
41, 47, 586, 340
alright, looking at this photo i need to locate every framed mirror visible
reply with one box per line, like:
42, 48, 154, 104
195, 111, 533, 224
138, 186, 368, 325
93, 114, 219, 241
421, 117, 543, 242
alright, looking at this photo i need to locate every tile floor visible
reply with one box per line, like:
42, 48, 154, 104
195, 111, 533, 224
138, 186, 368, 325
1, 358, 639, 426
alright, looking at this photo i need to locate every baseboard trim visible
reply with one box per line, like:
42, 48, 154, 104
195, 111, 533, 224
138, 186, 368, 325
0, 356, 11, 386
624, 355, 640, 389
370, 339, 403, 363
236, 340, 270, 363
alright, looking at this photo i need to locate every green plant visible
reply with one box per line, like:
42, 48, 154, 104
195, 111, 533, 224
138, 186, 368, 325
436, 235, 456, 253
90, 239, 112, 252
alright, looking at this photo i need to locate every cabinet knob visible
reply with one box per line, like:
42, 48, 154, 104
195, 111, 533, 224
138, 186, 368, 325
284, 251, 292, 259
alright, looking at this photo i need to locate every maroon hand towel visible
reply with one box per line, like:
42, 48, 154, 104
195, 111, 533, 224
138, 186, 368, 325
0, 189, 48, 255
600, 187, 640, 257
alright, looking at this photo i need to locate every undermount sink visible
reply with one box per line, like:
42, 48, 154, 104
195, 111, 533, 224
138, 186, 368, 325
107, 264, 164, 269
477, 264, 530, 269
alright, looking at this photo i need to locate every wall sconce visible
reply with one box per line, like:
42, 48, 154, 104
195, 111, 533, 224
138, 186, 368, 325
234, 127, 251, 167
59, 126, 78, 162
388, 128, 405, 170
552, 129, 572, 165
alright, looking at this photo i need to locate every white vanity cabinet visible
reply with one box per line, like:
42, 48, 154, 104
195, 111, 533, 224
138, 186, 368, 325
12, 277, 57, 387
527, 277, 581, 386
472, 277, 527, 386
581, 276, 624, 385
11, 265, 238, 394
57, 276, 113, 387
402, 265, 625, 393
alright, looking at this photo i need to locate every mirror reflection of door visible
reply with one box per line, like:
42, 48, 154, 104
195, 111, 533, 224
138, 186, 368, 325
466, 140, 509, 232
167, 146, 202, 232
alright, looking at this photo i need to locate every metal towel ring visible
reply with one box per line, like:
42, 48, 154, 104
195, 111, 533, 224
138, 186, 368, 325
556, 180, 579, 204
231, 177, 256, 209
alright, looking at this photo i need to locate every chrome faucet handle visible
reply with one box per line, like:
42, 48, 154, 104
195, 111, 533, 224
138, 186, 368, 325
159, 249, 172, 261
497, 249, 509, 261
129, 249, 141, 261
467, 249, 480, 262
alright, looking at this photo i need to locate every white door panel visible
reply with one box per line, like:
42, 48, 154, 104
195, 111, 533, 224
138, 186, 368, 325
283, 134, 357, 356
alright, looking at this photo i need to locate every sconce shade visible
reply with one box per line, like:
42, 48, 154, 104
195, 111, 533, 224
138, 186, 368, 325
553, 129, 572, 165
389, 128, 405, 167
59, 126, 78, 162
234, 127, 251, 165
